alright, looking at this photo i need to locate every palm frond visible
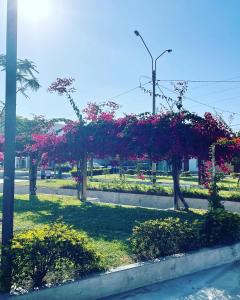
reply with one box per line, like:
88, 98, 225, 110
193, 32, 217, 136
0, 54, 40, 98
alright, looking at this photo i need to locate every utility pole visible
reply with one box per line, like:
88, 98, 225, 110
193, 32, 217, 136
152, 69, 157, 183
134, 30, 172, 184
1, 0, 18, 291
152, 69, 156, 114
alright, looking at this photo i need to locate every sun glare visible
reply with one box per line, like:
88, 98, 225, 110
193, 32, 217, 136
18, 0, 52, 23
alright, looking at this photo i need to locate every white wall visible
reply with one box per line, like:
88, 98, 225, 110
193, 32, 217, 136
189, 158, 198, 172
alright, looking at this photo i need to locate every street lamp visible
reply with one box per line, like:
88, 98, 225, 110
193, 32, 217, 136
134, 30, 172, 114
134, 30, 172, 183
2, 0, 18, 291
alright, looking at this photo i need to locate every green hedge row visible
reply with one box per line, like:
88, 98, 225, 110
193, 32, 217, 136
59, 180, 240, 202
86, 181, 240, 202
7, 210, 240, 292
130, 209, 240, 260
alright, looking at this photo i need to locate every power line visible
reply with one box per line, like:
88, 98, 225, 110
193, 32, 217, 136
158, 84, 240, 117
104, 79, 240, 117
186, 76, 240, 91
106, 77, 240, 101
109, 81, 151, 100
158, 79, 240, 101
158, 79, 240, 83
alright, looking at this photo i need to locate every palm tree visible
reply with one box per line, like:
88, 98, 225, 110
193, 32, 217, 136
0, 54, 40, 96
0, 54, 40, 131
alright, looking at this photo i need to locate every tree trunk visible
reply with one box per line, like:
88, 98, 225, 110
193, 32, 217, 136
176, 183, 189, 210
90, 156, 93, 180
198, 159, 205, 185
76, 160, 81, 200
80, 154, 87, 201
57, 164, 62, 179
29, 154, 37, 196
119, 157, 124, 179
172, 158, 189, 211
172, 159, 180, 210
152, 162, 157, 185
183, 158, 189, 172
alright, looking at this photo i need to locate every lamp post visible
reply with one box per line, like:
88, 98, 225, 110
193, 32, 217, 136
134, 30, 172, 184
1, 0, 18, 291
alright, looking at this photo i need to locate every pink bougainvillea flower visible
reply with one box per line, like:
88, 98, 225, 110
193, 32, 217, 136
48, 78, 76, 95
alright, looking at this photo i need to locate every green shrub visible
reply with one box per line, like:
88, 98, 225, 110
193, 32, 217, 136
130, 218, 202, 260
201, 209, 240, 246
11, 224, 103, 289
130, 211, 240, 260
55, 164, 72, 173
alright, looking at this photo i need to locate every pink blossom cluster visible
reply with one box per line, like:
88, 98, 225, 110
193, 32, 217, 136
48, 78, 75, 95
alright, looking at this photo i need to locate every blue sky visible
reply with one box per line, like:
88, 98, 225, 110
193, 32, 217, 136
0, 0, 240, 129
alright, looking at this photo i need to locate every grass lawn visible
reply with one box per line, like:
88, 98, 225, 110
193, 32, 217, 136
0, 194, 205, 269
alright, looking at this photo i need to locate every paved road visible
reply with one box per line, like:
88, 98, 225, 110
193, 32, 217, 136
106, 262, 240, 300
0, 182, 78, 197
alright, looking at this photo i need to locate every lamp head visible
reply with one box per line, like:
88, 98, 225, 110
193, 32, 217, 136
134, 30, 140, 36
167, 49, 173, 53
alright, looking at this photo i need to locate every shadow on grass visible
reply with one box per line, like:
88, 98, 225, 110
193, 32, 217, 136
0, 195, 204, 242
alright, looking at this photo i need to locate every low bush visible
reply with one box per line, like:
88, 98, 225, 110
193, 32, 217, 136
130, 218, 202, 260
130, 210, 240, 260
201, 209, 240, 246
10, 223, 103, 289
55, 164, 72, 173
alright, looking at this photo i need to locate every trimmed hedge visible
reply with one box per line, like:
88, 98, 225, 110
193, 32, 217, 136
87, 182, 209, 199
130, 218, 202, 260
201, 209, 240, 246
130, 210, 240, 260
86, 182, 240, 202
59, 180, 240, 202
10, 224, 103, 290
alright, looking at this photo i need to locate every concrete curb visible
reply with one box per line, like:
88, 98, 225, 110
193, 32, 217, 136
17, 242, 240, 300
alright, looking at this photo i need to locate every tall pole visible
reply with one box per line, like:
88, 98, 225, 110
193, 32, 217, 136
1, 0, 18, 291
152, 69, 156, 114
152, 69, 157, 183
134, 30, 172, 184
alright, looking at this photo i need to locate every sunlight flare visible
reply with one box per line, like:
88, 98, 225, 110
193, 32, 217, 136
18, 0, 52, 23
